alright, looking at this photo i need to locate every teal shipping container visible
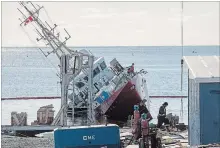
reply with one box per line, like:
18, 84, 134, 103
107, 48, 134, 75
54, 124, 120, 148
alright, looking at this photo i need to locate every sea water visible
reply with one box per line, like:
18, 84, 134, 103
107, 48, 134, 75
1, 46, 219, 125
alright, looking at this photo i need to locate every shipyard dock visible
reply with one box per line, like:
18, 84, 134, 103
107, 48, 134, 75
2, 55, 220, 148
1, 126, 189, 148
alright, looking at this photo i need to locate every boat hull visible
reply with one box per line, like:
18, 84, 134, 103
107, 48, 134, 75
95, 74, 149, 124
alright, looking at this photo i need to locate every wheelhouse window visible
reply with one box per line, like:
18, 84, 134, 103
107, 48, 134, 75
75, 82, 85, 89
93, 67, 100, 77
100, 61, 107, 70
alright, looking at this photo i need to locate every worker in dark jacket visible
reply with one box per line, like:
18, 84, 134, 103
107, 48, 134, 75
157, 102, 169, 128
139, 99, 152, 121
135, 99, 153, 140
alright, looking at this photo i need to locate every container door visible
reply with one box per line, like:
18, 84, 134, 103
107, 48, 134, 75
200, 82, 220, 144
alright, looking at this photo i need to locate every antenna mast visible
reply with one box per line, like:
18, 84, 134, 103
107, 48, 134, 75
17, 1, 96, 126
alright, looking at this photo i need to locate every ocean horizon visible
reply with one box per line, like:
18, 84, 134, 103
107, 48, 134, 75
1, 45, 220, 125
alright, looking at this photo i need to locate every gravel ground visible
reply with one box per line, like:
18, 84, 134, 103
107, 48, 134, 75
1, 135, 54, 148
1, 128, 132, 148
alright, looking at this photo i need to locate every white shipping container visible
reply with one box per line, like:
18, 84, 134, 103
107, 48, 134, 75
183, 56, 220, 146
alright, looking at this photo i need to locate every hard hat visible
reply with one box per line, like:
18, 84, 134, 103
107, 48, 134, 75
134, 105, 139, 111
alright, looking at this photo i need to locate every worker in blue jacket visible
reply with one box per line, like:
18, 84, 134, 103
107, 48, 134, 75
157, 102, 170, 128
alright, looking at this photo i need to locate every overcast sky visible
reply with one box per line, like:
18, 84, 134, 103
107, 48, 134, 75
2, 1, 220, 46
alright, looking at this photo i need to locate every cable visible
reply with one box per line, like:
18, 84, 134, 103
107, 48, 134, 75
20, 25, 60, 79
30, 21, 62, 78
43, 7, 65, 45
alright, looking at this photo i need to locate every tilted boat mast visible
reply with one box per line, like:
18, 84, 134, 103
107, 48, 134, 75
17, 1, 96, 126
